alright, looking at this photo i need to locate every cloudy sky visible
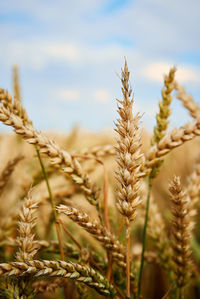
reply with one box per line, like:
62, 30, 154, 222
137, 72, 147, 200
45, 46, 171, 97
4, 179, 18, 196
0, 0, 200, 132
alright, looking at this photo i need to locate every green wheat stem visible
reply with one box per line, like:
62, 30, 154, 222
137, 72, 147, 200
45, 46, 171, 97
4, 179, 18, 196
137, 177, 152, 298
35, 146, 57, 221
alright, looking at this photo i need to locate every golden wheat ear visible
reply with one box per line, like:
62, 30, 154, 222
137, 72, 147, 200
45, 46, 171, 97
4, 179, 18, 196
16, 188, 39, 262
115, 60, 144, 221
56, 204, 126, 268
144, 119, 200, 172
13, 64, 21, 108
0, 260, 116, 296
0, 102, 100, 207
32, 278, 64, 294
0, 155, 23, 197
169, 176, 192, 296
114, 60, 145, 298
143, 195, 172, 272
174, 81, 200, 119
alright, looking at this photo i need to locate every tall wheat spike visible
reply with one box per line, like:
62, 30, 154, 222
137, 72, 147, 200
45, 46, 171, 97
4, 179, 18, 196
115, 61, 144, 298
169, 176, 192, 297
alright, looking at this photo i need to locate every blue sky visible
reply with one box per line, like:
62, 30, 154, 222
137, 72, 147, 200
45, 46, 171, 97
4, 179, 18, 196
0, 0, 200, 132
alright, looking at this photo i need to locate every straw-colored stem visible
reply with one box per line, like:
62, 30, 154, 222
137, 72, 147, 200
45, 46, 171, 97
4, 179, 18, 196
126, 219, 131, 298
101, 160, 113, 281
102, 162, 110, 232
58, 219, 103, 273
137, 179, 152, 297
117, 218, 124, 238
57, 219, 82, 251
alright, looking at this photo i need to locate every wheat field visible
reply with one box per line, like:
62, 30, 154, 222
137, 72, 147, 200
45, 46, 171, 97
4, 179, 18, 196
0, 62, 200, 299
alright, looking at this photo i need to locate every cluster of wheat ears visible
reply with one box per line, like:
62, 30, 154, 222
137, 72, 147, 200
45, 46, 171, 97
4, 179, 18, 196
0, 61, 199, 299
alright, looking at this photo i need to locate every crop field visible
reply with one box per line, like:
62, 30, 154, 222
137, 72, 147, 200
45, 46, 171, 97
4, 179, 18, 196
0, 62, 200, 299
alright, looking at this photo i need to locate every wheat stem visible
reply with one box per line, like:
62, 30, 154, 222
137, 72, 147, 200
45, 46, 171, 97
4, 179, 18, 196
36, 146, 69, 297
36, 146, 57, 221
137, 178, 152, 298
126, 219, 131, 298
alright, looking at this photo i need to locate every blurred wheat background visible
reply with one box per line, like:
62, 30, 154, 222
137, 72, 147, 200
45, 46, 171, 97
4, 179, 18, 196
0, 1, 200, 299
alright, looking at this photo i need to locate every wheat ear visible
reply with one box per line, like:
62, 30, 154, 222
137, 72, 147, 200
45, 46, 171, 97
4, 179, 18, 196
145, 119, 200, 171
174, 81, 200, 119
0, 260, 116, 296
114, 61, 144, 298
0, 88, 30, 124
145, 196, 172, 271
152, 67, 176, 144
13, 65, 22, 111
0, 103, 100, 206
115, 61, 144, 220
32, 278, 64, 294
74, 144, 115, 158
169, 176, 192, 297
57, 205, 126, 268
0, 155, 23, 196
16, 188, 39, 262
183, 157, 200, 234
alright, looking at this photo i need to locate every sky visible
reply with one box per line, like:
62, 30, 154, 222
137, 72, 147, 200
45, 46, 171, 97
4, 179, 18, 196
0, 0, 200, 133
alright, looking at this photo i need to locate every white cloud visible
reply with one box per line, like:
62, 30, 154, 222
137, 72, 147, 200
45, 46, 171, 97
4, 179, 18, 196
142, 62, 200, 84
93, 89, 111, 102
58, 88, 80, 102
43, 43, 81, 62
